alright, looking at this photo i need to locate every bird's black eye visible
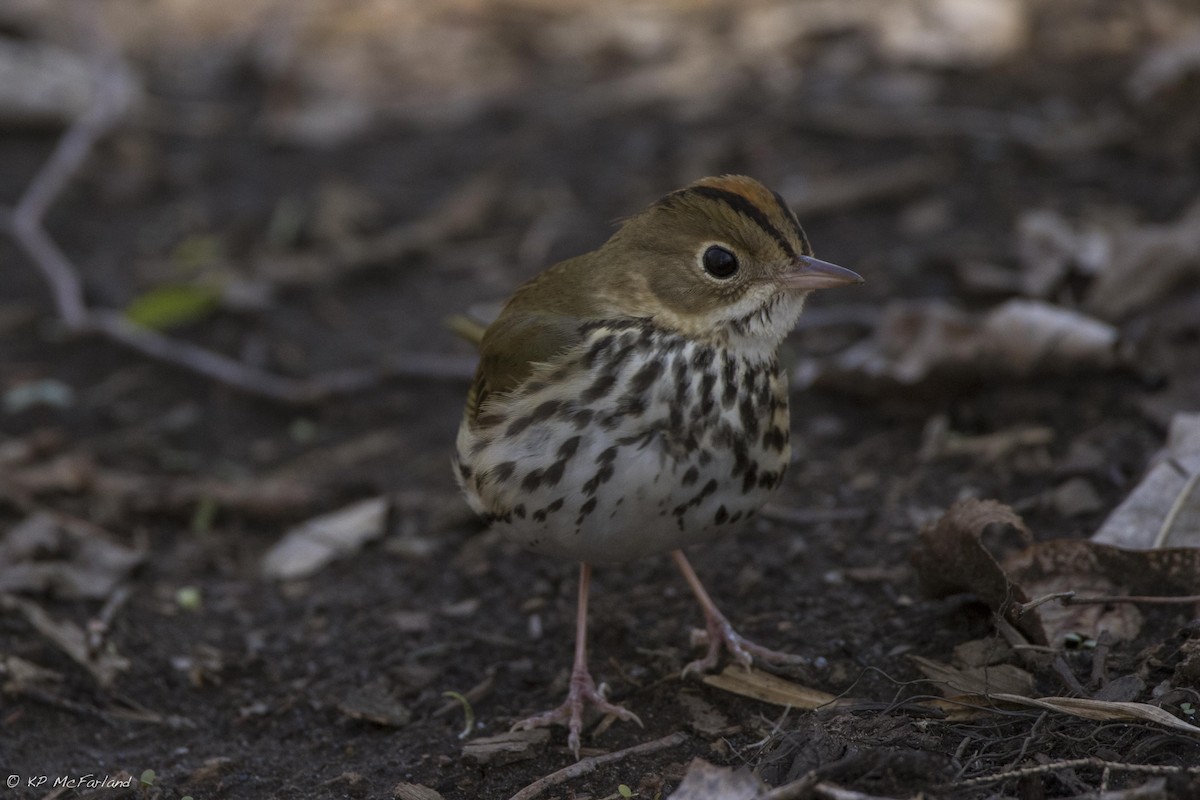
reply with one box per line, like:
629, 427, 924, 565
702, 245, 738, 279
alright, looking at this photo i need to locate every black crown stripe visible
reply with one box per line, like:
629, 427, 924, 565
685, 186, 796, 260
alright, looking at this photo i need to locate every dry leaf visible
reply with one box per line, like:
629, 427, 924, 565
978, 300, 1119, 374
1016, 208, 1110, 297
393, 784, 444, 800
1015, 200, 1200, 320
0, 512, 144, 600
338, 679, 412, 727
912, 498, 1033, 619
262, 497, 388, 580
702, 666, 841, 709
1001, 540, 1147, 644
953, 637, 1015, 668
461, 729, 549, 766
666, 758, 766, 800
1010, 538, 1200, 598
1093, 412, 1200, 549
909, 654, 1035, 697
929, 692, 1200, 736
1085, 200, 1200, 320
1128, 32, 1200, 104
1002, 538, 1200, 648
920, 417, 1054, 462
1049, 477, 1105, 518
987, 693, 1200, 737
0, 654, 63, 693
0, 38, 142, 127
1, 594, 128, 687
873, 0, 1027, 66
916, 499, 1200, 647
1093, 674, 1145, 703
805, 299, 1117, 393
678, 692, 733, 737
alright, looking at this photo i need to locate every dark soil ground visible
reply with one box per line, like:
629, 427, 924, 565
3, 2, 1200, 798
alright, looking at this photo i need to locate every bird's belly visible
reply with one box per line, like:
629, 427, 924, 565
489, 438, 778, 563
455, 330, 791, 564
517, 440, 776, 563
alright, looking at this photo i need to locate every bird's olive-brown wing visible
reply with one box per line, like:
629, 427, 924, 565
466, 311, 584, 424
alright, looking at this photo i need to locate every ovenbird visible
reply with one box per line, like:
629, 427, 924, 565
455, 175, 862, 757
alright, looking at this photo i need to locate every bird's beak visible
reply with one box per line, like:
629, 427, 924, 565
779, 255, 864, 291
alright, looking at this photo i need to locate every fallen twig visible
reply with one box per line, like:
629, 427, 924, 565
86, 585, 132, 659
1060, 778, 1168, 800
1017, 590, 1200, 616
949, 757, 1200, 789
90, 310, 474, 402
810, 784, 900, 800
507, 732, 688, 800
1068, 593, 1200, 605
1091, 631, 1113, 688
757, 755, 910, 800
10, 685, 117, 726
1014, 591, 1076, 616
1051, 654, 1088, 696
758, 783, 902, 800
1005, 711, 1047, 771
758, 775, 818, 800
1, 87, 121, 328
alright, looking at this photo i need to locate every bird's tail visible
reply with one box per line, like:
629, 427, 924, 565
444, 314, 487, 350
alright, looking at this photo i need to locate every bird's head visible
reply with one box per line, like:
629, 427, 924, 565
596, 175, 862, 351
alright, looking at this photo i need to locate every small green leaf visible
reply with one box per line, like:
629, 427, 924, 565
442, 690, 475, 739
618, 785, 633, 798
139, 769, 156, 786
176, 586, 202, 611
124, 285, 221, 330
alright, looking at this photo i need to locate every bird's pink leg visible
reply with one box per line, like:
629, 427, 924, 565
672, 549, 808, 677
510, 562, 641, 758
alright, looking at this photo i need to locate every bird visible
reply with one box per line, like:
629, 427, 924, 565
454, 174, 862, 757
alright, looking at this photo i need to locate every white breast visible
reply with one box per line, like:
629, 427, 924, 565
456, 322, 790, 564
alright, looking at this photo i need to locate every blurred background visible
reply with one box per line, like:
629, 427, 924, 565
3, 0, 1200, 797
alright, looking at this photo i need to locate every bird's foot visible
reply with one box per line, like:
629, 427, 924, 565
682, 606, 808, 678
511, 667, 642, 759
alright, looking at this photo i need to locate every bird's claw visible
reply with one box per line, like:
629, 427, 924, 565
511, 670, 641, 759
681, 611, 807, 678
